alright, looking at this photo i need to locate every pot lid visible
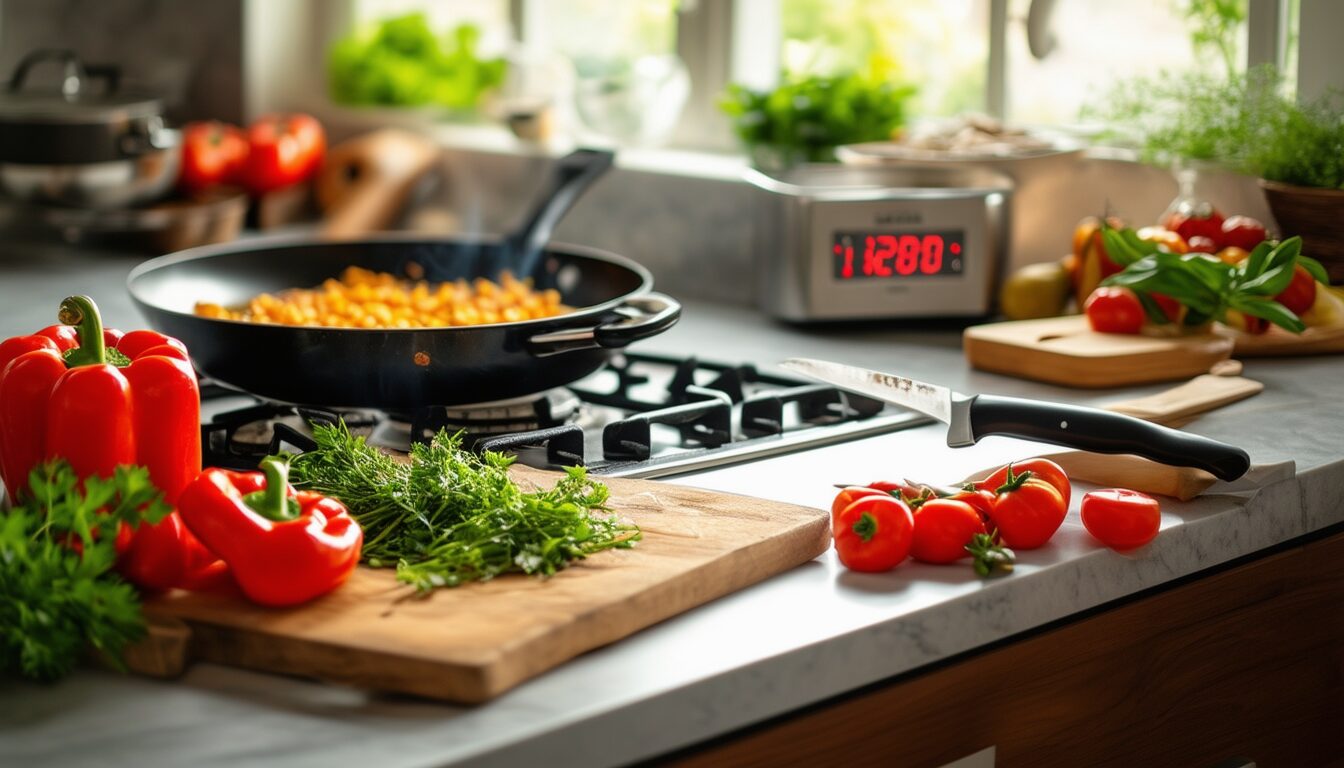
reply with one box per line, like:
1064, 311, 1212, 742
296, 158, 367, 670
0, 50, 163, 125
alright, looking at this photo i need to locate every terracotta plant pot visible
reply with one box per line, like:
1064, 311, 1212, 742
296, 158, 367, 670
1259, 179, 1344, 284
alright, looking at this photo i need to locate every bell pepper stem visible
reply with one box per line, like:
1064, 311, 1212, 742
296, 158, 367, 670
58, 295, 106, 367
243, 456, 301, 522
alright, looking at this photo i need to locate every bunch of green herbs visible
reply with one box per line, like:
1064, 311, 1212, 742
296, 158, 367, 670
1100, 225, 1328, 330
289, 422, 639, 591
328, 13, 506, 111
1, 462, 169, 681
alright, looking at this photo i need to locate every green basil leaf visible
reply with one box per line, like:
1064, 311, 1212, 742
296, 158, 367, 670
1262, 237, 1302, 279
1134, 290, 1172, 324
1228, 294, 1306, 333
1299, 255, 1329, 285
1239, 263, 1296, 296
1102, 268, 1160, 288
1120, 228, 1163, 256
1100, 227, 1144, 267
1174, 253, 1233, 295
1244, 240, 1275, 278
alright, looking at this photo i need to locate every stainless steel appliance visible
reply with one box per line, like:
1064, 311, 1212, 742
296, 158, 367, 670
0, 50, 180, 209
746, 164, 1013, 321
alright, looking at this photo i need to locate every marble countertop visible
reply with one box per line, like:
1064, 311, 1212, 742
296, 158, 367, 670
2, 244, 1342, 767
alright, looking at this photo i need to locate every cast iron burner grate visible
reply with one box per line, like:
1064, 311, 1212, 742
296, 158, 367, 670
198, 352, 931, 478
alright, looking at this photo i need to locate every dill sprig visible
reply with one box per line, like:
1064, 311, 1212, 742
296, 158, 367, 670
289, 422, 639, 591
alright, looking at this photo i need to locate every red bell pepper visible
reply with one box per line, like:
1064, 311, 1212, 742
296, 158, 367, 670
0, 295, 223, 591
177, 456, 363, 607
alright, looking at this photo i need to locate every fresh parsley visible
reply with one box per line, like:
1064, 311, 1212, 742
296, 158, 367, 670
289, 422, 640, 591
1099, 225, 1329, 332
1, 462, 170, 681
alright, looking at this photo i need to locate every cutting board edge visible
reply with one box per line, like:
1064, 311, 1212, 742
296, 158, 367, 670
438, 511, 833, 701
138, 510, 833, 704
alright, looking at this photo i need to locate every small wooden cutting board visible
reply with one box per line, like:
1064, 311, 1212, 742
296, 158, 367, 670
963, 315, 1234, 387
135, 469, 830, 704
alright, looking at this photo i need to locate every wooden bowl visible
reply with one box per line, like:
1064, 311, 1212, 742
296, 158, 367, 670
1259, 179, 1344, 284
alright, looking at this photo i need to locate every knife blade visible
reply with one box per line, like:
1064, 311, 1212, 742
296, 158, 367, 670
780, 357, 1251, 482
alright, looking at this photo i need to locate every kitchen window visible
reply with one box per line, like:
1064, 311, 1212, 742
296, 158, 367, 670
302, 0, 1325, 161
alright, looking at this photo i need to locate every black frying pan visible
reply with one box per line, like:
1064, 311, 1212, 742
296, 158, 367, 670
126, 150, 680, 409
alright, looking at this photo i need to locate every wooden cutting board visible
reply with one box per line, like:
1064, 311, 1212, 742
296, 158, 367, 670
132, 468, 829, 704
963, 315, 1233, 387
965, 313, 1344, 387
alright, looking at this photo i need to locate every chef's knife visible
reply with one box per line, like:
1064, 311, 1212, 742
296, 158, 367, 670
780, 358, 1251, 482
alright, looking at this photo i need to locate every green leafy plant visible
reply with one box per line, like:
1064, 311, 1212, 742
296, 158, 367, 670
2, 462, 170, 681
328, 13, 507, 111
289, 422, 640, 591
1090, 67, 1344, 190
720, 72, 917, 167
1247, 92, 1344, 190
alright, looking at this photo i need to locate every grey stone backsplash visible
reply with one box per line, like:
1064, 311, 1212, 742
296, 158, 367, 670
422, 147, 1276, 310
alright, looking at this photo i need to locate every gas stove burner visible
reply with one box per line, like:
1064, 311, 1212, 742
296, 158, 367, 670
402, 388, 584, 446
197, 352, 932, 478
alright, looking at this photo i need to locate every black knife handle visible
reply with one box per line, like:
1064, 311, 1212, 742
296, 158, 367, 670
966, 394, 1251, 481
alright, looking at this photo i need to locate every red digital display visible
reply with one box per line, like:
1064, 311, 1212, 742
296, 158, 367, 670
832, 231, 965, 280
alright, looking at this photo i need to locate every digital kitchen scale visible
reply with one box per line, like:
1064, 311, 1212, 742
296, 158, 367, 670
746, 164, 1013, 321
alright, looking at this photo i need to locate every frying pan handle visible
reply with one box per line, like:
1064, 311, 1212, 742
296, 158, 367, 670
527, 293, 681, 357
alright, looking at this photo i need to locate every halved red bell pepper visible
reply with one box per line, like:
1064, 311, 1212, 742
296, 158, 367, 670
0, 295, 223, 591
177, 456, 363, 607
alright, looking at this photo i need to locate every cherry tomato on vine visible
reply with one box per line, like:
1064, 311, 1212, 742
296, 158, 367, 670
910, 498, 987, 564
832, 494, 914, 572
986, 465, 1067, 550
943, 487, 997, 523
1085, 286, 1145, 335
1080, 489, 1161, 550
976, 458, 1071, 509
1166, 209, 1225, 247
1274, 265, 1317, 316
831, 485, 891, 523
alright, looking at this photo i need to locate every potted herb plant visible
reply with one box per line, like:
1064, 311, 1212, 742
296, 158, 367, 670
1249, 93, 1344, 282
1093, 67, 1344, 283
719, 71, 917, 169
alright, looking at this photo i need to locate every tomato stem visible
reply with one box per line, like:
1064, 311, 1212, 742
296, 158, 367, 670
852, 512, 878, 543
994, 464, 1034, 495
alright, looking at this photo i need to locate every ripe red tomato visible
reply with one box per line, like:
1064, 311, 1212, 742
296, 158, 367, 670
1219, 215, 1268, 252
1274, 265, 1317, 316
986, 467, 1067, 549
1080, 489, 1161, 549
1084, 286, 1145, 334
1165, 209, 1226, 248
976, 458, 1071, 509
178, 121, 248, 195
831, 486, 890, 523
241, 113, 326, 196
943, 487, 997, 523
910, 498, 986, 564
832, 494, 914, 572
1148, 292, 1183, 323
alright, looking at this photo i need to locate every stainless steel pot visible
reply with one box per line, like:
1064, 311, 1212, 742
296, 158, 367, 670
0, 50, 180, 208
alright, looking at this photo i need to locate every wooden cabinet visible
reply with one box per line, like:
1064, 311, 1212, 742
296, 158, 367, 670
665, 530, 1344, 767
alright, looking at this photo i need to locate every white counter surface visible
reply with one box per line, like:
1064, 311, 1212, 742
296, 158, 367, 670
2, 245, 1342, 767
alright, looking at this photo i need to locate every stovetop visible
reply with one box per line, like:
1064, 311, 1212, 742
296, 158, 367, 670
200, 352, 932, 479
